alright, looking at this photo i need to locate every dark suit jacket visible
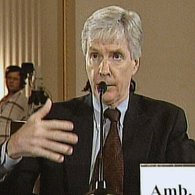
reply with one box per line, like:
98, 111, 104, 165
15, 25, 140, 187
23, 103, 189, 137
3, 93, 195, 195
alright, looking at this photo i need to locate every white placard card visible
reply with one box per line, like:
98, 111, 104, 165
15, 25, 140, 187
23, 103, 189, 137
140, 164, 195, 195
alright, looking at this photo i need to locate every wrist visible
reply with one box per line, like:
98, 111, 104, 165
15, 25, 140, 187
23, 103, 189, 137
6, 137, 21, 159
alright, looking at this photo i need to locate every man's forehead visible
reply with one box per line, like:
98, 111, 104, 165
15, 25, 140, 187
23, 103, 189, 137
88, 38, 128, 51
7, 72, 20, 77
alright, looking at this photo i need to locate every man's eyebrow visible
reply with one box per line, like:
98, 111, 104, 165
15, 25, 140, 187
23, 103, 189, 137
88, 46, 99, 51
108, 48, 126, 56
111, 48, 123, 52
88, 45, 126, 57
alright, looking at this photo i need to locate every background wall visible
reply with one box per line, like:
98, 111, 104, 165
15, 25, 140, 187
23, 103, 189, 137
0, 0, 194, 139
0, 0, 64, 101
39, 0, 64, 101
0, 0, 41, 97
75, 0, 195, 138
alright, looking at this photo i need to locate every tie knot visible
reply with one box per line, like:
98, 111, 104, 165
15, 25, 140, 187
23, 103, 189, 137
104, 108, 121, 122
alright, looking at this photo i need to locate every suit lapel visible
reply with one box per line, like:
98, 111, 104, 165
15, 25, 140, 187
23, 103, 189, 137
65, 95, 94, 194
123, 93, 154, 162
122, 93, 155, 193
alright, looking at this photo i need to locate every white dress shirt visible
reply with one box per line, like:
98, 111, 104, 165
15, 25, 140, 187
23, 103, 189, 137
0, 140, 21, 181
90, 94, 129, 182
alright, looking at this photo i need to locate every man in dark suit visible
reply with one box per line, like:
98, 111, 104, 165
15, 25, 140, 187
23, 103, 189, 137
36, 93, 195, 195
1, 5, 195, 195
5, 91, 195, 195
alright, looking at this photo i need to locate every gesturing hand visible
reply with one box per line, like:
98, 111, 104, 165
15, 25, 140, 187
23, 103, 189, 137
7, 99, 78, 163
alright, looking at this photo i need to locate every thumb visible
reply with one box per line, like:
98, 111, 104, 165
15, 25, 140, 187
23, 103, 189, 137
31, 98, 52, 120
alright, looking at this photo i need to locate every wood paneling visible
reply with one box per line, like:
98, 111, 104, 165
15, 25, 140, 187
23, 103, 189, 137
63, 0, 76, 100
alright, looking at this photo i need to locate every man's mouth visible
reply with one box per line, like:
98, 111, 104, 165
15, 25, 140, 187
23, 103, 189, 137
97, 82, 115, 86
106, 84, 115, 87
96, 83, 115, 95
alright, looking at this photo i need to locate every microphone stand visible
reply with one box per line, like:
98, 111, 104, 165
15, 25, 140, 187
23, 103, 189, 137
86, 82, 118, 195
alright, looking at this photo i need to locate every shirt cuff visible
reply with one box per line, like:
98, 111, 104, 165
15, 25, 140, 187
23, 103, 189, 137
1, 140, 22, 171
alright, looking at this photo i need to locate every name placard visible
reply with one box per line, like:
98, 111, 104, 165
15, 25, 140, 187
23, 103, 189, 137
140, 164, 195, 195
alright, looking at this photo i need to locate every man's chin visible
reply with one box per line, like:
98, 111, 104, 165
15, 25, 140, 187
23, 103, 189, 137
102, 93, 117, 106
9, 89, 19, 93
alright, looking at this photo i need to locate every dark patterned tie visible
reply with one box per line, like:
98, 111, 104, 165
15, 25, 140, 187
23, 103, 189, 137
91, 108, 124, 194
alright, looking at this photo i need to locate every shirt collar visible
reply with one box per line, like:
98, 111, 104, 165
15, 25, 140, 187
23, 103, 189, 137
92, 94, 129, 127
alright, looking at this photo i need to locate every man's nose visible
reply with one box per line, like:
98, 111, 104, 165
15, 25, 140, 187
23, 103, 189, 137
99, 59, 111, 76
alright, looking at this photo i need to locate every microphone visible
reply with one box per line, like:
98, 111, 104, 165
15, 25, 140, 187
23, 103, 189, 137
86, 81, 118, 195
97, 81, 107, 94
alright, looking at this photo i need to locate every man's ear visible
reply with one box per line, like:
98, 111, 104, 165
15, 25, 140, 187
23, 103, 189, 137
132, 58, 140, 75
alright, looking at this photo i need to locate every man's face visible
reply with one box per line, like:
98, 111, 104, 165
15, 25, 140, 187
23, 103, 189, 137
86, 38, 139, 107
6, 72, 21, 93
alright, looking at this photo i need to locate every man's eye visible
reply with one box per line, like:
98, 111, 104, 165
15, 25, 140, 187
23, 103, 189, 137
113, 52, 123, 60
90, 53, 99, 59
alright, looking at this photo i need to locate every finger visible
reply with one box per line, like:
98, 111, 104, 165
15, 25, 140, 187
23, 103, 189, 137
30, 139, 75, 163
40, 139, 74, 155
46, 130, 78, 144
30, 147, 65, 163
41, 120, 74, 131
31, 98, 52, 120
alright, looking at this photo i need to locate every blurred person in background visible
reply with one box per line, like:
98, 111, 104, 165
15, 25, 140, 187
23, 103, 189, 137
0, 65, 28, 144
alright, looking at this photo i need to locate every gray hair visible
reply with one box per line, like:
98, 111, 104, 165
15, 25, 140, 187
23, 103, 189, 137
81, 6, 143, 60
